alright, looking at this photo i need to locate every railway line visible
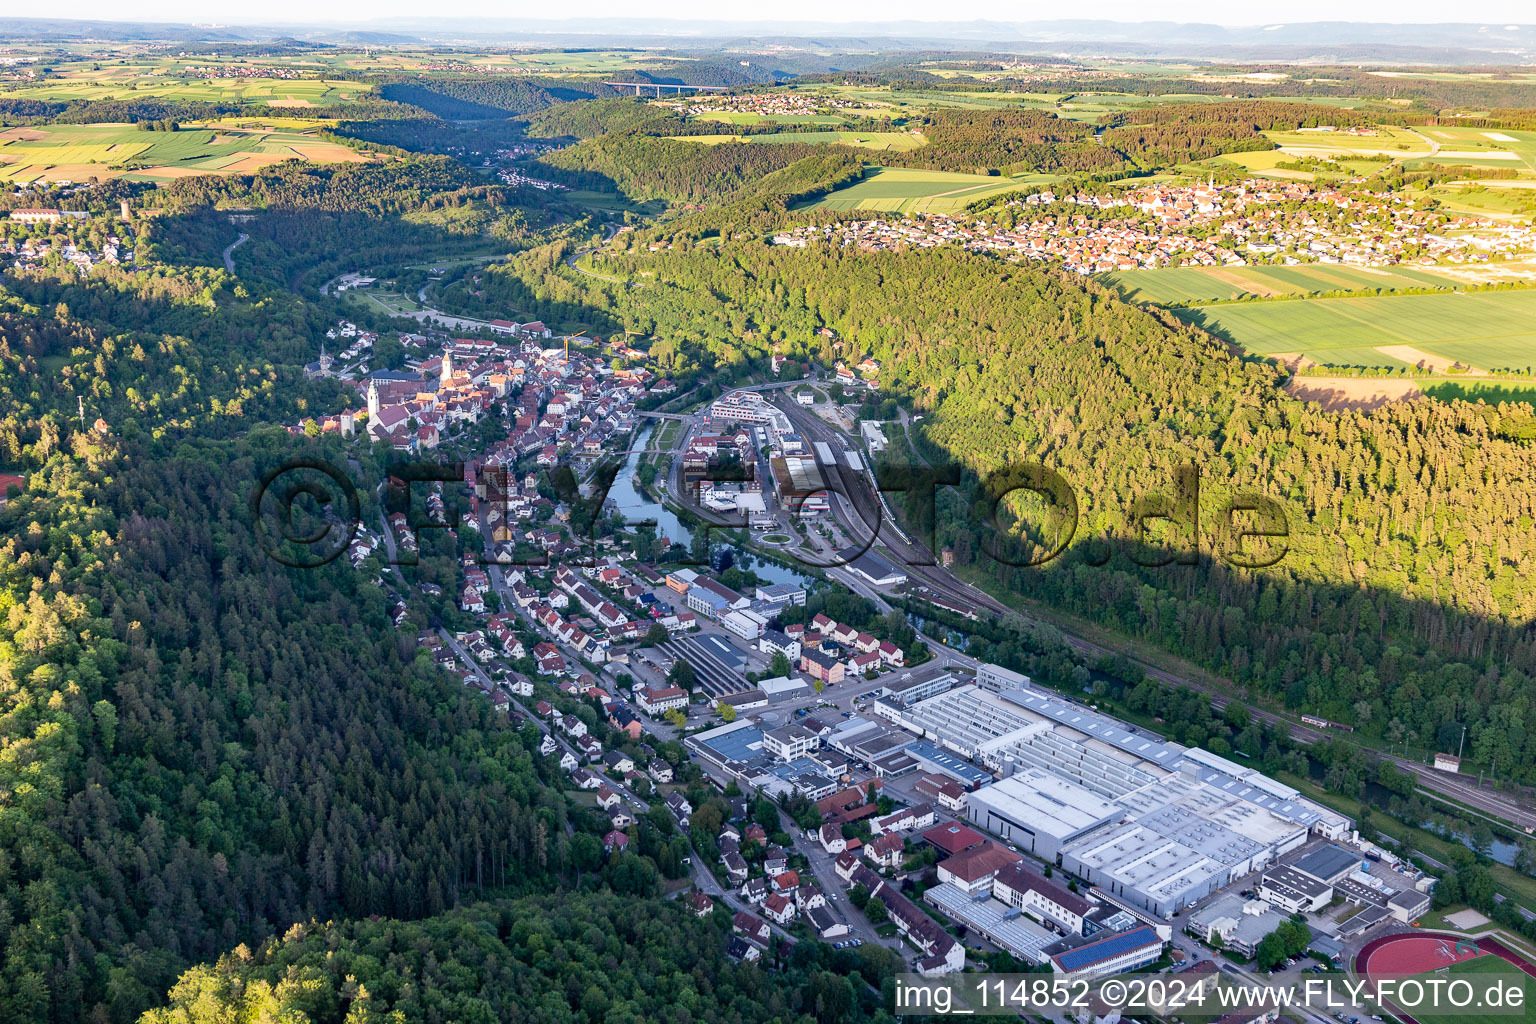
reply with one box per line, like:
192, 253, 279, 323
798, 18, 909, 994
769, 395, 1536, 835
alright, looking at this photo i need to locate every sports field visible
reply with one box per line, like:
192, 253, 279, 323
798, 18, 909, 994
1186, 289, 1536, 370
1100, 263, 1466, 305
810, 166, 1060, 214
0, 121, 371, 184
1355, 932, 1533, 1024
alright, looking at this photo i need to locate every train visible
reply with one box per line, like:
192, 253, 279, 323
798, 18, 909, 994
1301, 714, 1355, 732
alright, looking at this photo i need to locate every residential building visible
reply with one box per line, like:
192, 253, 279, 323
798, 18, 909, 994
992, 862, 1094, 935
936, 841, 1022, 893
800, 649, 845, 686
637, 686, 689, 715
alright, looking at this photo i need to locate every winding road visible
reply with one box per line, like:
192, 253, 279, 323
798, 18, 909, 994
565, 224, 633, 286
222, 232, 248, 274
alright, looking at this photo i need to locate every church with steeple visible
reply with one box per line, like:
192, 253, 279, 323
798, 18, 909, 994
304, 340, 334, 380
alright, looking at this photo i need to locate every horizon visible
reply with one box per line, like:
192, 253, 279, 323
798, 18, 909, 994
9, 11, 1536, 32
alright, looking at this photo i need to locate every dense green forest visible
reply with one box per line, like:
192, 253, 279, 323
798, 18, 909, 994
0, 431, 579, 1022
139, 893, 901, 1024
378, 78, 616, 120
537, 134, 860, 204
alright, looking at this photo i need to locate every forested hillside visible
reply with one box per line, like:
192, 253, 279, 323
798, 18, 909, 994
538, 134, 859, 204
139, 893, 899, 1024
0, 427, 582, 1021
0, 182, 726, 1023
559, 236, 1536, 781
378, 78, 615, 119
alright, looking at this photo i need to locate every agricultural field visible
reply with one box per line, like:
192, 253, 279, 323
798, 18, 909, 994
0, 62, 368, 106
1405, 125, 1536, 172
1265, 124, 1435, 159
1419, 181, 1536, 222
0, 121, 371, 184
809, 165, 1060, 214
1208, 147, 1389, 182
1184, 288, 1536, 371
1098, 262, 1471, 305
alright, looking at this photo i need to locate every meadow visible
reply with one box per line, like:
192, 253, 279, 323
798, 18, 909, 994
809, 165, 1060, 214
1184, 288, 1536, 371
0, 121, 369, 184
1098, 263, 1469, 304
1265, 124, 1436, 159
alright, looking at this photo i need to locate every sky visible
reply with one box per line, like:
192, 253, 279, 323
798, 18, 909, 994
40, 3, 1536, 28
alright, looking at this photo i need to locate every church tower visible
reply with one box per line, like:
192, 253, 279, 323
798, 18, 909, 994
367, 379, 380, 420
440, 351, 454, 389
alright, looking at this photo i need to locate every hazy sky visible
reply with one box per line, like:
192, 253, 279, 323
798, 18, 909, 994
48, 3, 1536, 27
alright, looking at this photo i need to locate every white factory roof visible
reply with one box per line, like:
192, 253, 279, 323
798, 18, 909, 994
1000, 688, 1185, 767
970, 769, 1121, 841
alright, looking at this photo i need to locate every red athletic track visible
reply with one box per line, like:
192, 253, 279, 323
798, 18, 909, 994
1354, 932, 1536, 1024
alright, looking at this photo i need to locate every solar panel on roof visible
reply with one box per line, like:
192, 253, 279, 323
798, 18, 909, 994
1054, 927, 1159, 971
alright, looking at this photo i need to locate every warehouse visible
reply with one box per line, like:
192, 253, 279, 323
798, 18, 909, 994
964, 770, 1119, 860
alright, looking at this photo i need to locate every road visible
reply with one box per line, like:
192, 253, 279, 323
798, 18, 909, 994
565, 224, 632, 285
222, 232, 248, 274
693, 762, 896, 954
438, 627, 653, 817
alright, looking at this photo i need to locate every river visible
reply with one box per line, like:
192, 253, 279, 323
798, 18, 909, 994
606, 424, 818, 591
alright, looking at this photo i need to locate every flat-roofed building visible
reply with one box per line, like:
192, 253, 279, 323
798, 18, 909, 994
964, 770, 1120, 860
1257, 865, 1333, 914
1290, 844, 1364, 886
763, 724, 821, 761
837, 546, 908, 587
1189, 894, 1285, 957
1388, 887, 1430, 923
755, 582, 806, 606
720, 608, 768, 640
924, 882, 1060, 964
977, 662, 1030, 693
880, 665, 957, 706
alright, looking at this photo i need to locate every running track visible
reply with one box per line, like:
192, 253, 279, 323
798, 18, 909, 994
1355, 932, 1536, 1024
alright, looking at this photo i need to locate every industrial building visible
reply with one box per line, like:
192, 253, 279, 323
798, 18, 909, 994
882, 680, 1349, 918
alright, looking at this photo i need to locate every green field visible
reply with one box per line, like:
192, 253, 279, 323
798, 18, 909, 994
1266, 125, 1435, 157
809, 165, 1059, 214
1394, 953, 1530, 1024
1098, 263, 1467, 305
1, 67, 366, 106
1184, 289, 1536, 370
0, 121, 368, 184
1406, 125, 1536, 172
